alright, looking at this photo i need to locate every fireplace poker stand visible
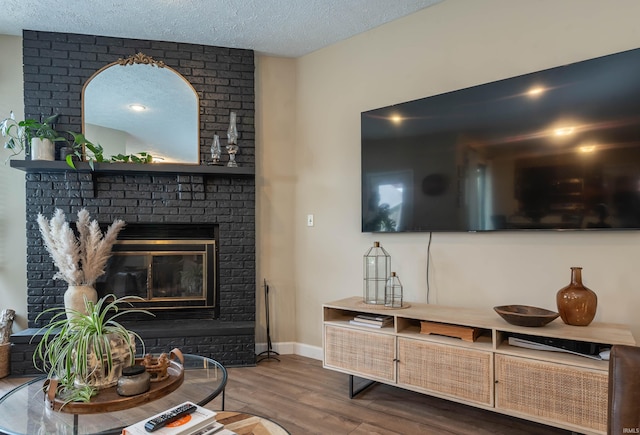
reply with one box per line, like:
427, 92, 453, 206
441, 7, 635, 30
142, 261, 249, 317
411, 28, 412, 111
257, 279, 280, 363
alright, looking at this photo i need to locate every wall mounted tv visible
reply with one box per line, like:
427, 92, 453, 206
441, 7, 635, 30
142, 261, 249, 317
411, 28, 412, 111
361, 47, 640, 232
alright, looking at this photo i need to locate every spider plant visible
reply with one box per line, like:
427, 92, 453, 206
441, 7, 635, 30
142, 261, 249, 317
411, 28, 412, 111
33, 294, 153, 402
49, 380, 98, 408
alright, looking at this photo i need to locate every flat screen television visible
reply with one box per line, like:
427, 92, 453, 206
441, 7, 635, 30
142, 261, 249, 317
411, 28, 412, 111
361, 47, 640, 232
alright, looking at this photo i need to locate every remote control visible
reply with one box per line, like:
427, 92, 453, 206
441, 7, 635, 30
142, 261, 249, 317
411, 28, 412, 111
144, 402, 197, 432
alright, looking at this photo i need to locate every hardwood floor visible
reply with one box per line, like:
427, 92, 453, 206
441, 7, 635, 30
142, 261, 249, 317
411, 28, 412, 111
0, 355, 570, 434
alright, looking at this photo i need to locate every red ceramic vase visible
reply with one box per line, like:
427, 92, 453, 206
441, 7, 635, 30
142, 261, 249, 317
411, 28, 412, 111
556, 267, 597, 326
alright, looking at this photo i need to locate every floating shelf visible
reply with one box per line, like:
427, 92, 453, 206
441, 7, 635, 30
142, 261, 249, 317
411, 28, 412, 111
9, 160, 255, 177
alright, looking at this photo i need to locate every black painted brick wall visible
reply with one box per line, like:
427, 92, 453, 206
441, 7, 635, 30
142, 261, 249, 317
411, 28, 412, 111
13, 30, 257, 369
25, 172, 255, 326
22, 30, 255, 166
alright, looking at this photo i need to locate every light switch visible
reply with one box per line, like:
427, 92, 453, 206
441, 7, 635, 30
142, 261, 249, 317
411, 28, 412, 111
307, 214, 314, 226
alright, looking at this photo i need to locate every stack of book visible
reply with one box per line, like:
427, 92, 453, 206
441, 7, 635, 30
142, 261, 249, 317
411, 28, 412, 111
349, 314, 393, 328
123, 402, 237, 435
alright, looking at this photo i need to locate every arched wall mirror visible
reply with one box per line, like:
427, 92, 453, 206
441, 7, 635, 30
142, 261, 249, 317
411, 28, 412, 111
82, 54, 199, 164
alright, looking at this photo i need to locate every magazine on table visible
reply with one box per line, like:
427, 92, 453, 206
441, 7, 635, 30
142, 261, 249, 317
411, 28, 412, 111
122, 401, 222, 435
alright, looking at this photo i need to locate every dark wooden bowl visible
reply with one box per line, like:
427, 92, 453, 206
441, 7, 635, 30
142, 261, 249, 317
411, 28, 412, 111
493, 305, 560, 327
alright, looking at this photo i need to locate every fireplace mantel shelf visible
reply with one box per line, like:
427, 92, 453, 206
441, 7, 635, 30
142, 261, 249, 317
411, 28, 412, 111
10, 160, 255, 177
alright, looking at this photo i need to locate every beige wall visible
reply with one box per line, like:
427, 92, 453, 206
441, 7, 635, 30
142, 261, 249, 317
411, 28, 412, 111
255, 56, 298, 347
292, 0, 640, 350
0, 34, 27, 331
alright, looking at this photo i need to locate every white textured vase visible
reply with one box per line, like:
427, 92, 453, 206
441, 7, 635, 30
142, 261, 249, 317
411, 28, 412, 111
30, 138, 55, 161
64, 285, 98, 318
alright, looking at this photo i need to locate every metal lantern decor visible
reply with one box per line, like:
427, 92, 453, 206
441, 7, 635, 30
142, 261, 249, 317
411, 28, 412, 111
385, 272, 403, 308
363, 241, 391, 304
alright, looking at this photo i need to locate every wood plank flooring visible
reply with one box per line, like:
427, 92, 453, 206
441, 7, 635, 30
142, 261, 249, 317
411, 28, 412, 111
0, 354, 570, 434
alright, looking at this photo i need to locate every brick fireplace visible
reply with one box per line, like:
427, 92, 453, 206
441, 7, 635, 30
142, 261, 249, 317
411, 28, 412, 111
10, 30, 257, 374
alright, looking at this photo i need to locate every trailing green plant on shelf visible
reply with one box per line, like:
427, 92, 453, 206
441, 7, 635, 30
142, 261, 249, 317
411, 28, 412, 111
65, 132, 155, 169
65, 132, 105, 170
33, 294, 153, 405
26, 114, 65, 142
1, 111, 66, 162
110, 152, 154, 163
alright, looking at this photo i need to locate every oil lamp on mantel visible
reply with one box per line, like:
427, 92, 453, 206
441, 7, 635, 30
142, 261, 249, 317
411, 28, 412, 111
226, 111, 239, 167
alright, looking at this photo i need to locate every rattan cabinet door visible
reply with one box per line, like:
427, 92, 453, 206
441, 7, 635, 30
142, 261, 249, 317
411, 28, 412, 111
495, 354, 608, 433
397, 337, 493, 406
324, 325, 396, 382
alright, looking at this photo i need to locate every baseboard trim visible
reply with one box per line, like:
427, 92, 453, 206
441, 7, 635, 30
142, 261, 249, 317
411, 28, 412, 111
293, 342, 323, 360
255, 341, 322, 361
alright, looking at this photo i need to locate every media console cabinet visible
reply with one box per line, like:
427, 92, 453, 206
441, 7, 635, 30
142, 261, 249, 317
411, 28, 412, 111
322, 297, 636, 435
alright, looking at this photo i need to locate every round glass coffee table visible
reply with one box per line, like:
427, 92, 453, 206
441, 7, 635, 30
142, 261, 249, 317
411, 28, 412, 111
0, 354, 227, 435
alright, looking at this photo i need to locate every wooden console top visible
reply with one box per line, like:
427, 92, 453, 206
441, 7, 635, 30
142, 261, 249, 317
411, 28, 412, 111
324, 296, 636, 346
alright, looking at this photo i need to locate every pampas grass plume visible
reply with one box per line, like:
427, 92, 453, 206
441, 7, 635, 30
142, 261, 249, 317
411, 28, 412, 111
37, 209, 125, 286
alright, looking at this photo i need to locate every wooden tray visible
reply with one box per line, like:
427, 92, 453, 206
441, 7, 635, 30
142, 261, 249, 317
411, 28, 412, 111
44, 348, 185, 414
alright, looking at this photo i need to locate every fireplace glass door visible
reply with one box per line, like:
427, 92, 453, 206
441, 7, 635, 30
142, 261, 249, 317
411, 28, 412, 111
97, 240, 216, 309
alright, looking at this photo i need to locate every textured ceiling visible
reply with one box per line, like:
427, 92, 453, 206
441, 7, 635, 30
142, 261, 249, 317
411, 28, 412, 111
0, 0, 442, 57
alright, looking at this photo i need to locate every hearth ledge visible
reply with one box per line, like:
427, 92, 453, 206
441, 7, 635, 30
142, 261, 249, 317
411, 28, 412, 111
11, 320, 255, 343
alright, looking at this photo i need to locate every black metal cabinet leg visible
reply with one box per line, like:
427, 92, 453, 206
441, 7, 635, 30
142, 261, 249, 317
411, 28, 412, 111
349, 375, 377, 399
